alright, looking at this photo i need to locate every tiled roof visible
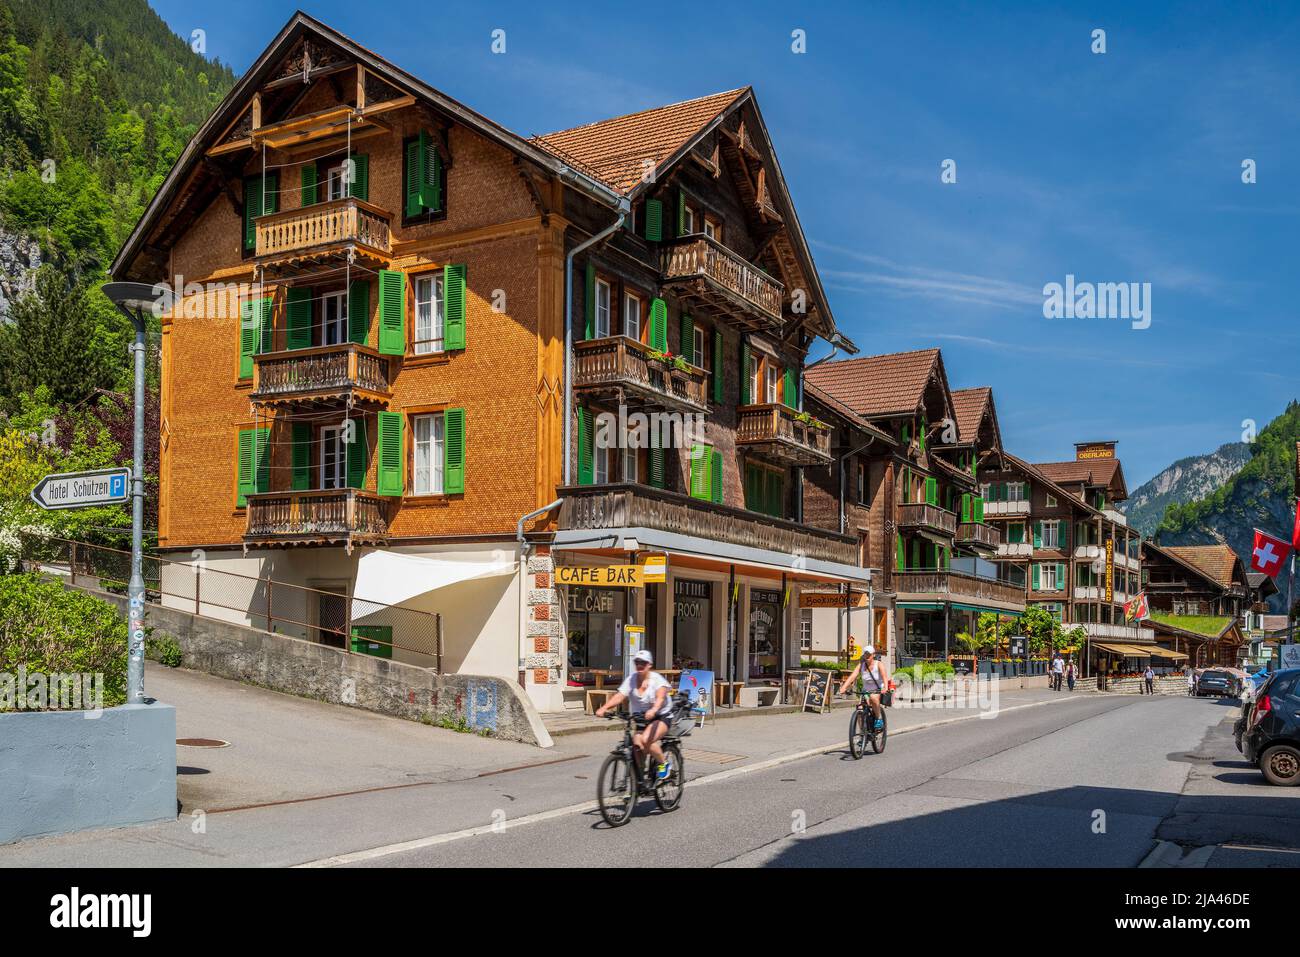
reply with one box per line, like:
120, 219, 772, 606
1035, 458, 1123, 488
950, 387, 991, 444
533, 89, 747, 194
803, 349, 941, 418
1166, 545, 1240, 589
803, 382, 895, 445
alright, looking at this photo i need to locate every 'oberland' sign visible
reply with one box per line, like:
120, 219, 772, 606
1076, 443, 1116, 460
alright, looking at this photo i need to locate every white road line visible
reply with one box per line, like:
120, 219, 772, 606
294, 694, 1106, 867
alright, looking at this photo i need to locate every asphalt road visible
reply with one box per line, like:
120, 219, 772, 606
330, 693, 1300, 868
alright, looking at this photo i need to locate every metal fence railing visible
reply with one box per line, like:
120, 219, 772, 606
20, 536, 443, 672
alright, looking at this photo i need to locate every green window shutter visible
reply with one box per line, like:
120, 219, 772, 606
680, 313, 694, 364
584, 263, 595, 340
239, 300, 257, 378
264, 173, 278, 214
766, 469, 782, 516
975, 497, 984, 523
237, 430, 254, 507
1033, 522, 1042, 548
257, 297, 273, 354
348, 280, 370, 345
911, 539, 921, 570
348, 152, 369, 201
376, 411, 404, 497
301, 164, 318, 206
739, 339, 751, 404
783, 367, 796, 408
405, 136, 424, 217
577, 408, 593, 486
1058, 521, 1068, 550
346, 419, 368, 490
444, 264, 466, 350
444, 408, 465, 494
291, 423, 312, 491
649, 299, 667, 351
710, 449, 723, 504
350, 625, 393, 659
926, 476, 938, 505
1056, 563, 1065, 591
424, 132, 442, 212
644, 199, 662, 241
960, 493, 971, 523
648, 445, 665, 489
378, 270, 406, 355
712, 329, 723, 402
744, 464, 757, 510
286, 287, 313, 350
1032, 564, 1040, 590
896, 533, 905, 571
676, 189, 687, 237
919, 418, 927, 453
254, 428, 270, 493
244, 176, 262, 250
689, 445, 710, 499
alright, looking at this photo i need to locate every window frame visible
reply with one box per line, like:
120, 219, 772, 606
413, 273, 446, 356
594, 277, 612, 339
622, 290, 643, 341
412, 411, 446, 496
321, 290, 347, 347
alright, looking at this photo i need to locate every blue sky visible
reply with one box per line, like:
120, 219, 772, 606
153, 0, 1300, 488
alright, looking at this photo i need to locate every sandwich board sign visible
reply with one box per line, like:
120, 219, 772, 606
31, 468, 130, 510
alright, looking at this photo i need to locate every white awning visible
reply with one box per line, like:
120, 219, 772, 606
352, 549, 516, 610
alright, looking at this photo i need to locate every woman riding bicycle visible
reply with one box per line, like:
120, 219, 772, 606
838, 641, 889, 731
595, 649, 675, 781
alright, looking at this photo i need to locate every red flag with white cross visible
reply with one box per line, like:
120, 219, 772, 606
1250, 528, 1292, 579
1292, 500, 1300, 549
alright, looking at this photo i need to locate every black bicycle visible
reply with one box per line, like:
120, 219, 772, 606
848, 681, 888, 759
596, 709, 686, 827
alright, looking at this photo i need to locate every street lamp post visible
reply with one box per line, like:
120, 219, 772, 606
102, 281, 170, 705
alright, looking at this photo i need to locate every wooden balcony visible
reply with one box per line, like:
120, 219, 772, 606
956, 522, 1002, 551
573, 336, 707, 413
661, 235, 784, 330
895, 502, 957, 537
244, 488, 392, 552
557, 483, 858, 567
254, 197, 391, 275
736, 404, 832, 466
251, 343, 393, 407
894, 569, 1027, 611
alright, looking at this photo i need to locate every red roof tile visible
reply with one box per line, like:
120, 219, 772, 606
803, 349, 941, 418
533, 89, 747, 194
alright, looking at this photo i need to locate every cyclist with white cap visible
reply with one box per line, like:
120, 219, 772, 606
837, 640, 889, 731
596, 649, 675, 781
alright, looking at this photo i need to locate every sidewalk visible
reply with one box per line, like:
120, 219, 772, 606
0, 667, 1094, 866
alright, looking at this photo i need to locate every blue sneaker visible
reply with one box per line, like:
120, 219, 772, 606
873, 718, 884, 730
655, 760, 672, 781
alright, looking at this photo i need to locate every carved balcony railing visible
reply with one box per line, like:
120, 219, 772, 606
573, 336, 707, 413
557, 483, 858, 567
254, 197, 391, 270
244, 488, 392, 551
894, 502, 957, 537
893, 569, 1027, 609
661, 235, 784, 328
736, 404, 832, 466
956, 521, 1002, 550
251, 344, 392, 407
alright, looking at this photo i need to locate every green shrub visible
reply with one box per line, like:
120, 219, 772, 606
895, 661, 955, 682
146, 633, 182, 668
0, 574, 127, 710
801, 659, 847, 670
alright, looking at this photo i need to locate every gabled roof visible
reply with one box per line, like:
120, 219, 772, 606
112, 11, 623, 280
1165, 545, 1245, 590
1149, 613, 1238, 641
1034, 457, 1128, 501
950, 386, 1002, 452
1001, 451, 1108, 521
534, 89, 747, 194
1143, 540, 1232, 593
803, 382, 896, 447
804, 349, 945, 419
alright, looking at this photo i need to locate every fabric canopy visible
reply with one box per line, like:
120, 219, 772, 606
352, 549, 516, 610
1150, 647, 1189, 660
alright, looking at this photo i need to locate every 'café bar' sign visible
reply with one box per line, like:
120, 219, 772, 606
556, 565, 644, 587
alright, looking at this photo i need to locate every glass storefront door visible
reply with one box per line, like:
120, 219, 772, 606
566, 587, 626, 685
748, 588, 783, 680
673, 579, 712, 670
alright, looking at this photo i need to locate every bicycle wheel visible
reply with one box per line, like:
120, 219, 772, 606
597, 752, 638, 827
654, 741, 685, 812
869, 706, 887, 754
849, 707, 867, 759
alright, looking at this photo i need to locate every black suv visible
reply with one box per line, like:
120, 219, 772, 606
1196, 669, 1235, 697
1241, 668, 1300, 787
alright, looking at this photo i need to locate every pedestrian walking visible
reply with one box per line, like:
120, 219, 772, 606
1143, 664, 1155, 695
1051, 654, 1064, 691
1187, 668, 1197, 697
1066, 659, 1076, 691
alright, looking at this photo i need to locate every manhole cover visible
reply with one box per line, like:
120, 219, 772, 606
176, 738, 229, 748
681, 748, 745, 765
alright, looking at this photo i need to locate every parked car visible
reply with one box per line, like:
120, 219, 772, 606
1195, 669, 1236, 697
1241, 668, 1300, 787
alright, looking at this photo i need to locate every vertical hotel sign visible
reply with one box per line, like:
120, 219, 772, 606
1105, 538, 1114, 604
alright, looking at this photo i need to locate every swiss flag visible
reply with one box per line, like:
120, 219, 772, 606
1251, 529, 1292, 579
1292, 500, 1300, 549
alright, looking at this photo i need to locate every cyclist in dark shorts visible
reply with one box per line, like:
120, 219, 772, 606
596, 650, 675, 781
